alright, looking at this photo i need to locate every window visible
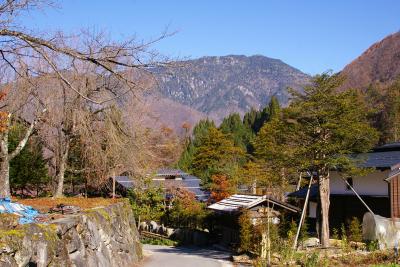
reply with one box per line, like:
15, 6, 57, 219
346, 178, 353, 191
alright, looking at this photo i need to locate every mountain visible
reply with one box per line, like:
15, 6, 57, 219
151, 55, 310, 123
341, 31, 400, 89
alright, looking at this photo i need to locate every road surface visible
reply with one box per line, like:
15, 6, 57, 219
141, 244, 233, 267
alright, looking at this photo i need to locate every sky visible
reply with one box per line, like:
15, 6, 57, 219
19, 0, 400, 75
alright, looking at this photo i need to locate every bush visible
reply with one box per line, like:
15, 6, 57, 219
348, 217, 362, 242
167, 188, 209, 229
128, 184, 165, 223
238, 211, 253, 253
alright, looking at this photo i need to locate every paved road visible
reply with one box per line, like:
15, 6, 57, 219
141, 244, 233, 267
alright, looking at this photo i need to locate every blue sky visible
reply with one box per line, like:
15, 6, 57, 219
20, 0, 400, 75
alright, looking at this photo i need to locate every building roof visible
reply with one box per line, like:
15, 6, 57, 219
114, 176, 134, 189
208, 194, 300, 213
373, 142, 400, 152
113, 170, 208, 201
156, 168, 187, 177
355, 151, 400, 169
288, 184, 319, 199
387, 165, 400, 181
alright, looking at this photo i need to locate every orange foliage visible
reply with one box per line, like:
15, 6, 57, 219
209, 174, 232, 203
17, 197, 121, 213
169, 187, 203, 213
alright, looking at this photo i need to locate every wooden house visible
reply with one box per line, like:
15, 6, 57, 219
208, 194, 300, 246
109, 169, 208, 201
289, 142, 400, 230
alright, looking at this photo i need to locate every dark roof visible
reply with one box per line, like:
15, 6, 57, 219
355, 151, 400, 169
288, 184, 319, 199
373, 142, 400, 152
113, 170, 208, 201
114, 176, 134, 189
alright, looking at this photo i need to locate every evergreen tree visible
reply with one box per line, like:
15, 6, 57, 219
253, 73, 379, 247
191, 127, 245, 186
9, 124, 49, 196
267, 96, 281, 120
177, 119, 215, 171
219, 113, 253, 150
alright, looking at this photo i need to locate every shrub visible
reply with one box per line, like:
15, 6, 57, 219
332, 228, 339, 239
348, 217, 362, 242
238, 210, 253, 253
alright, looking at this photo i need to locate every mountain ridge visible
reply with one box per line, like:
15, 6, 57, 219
151, 54, 310, 125
340, 31, 400, 89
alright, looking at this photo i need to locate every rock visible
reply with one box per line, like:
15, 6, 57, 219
303, 237, 320, 247
350, 241, 366, 250
232, 254, 251, 263
0, 214, 19, 229
139, 221, 148, 231
0, 202, 142, 267
149, 221, 158, 232
166, 228, 174, 237
157, 225, 167, 235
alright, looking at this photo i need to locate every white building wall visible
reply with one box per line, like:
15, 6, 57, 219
330, 170, 389, 196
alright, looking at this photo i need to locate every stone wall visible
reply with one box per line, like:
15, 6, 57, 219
0, 201, 142, 267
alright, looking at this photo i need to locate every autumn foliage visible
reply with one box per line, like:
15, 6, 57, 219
209, 174, 232, 202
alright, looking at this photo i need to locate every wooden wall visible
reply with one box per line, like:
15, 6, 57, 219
391, 175, 400, 218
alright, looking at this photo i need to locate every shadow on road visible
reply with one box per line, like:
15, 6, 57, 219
145, 245, 232, 261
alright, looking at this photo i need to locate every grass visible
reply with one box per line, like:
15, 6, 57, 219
17, 197, 122, 212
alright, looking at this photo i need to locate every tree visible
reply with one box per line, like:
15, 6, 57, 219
128, 183, 165, 224
0, 0, 172, 197
0, 78, 45, 198
177, 119, 215, 171
191, 127, 245, 187
167, 187, 208, 229
254, 73, 379, 247
209, 174, 233, 202
242, 96, 281, 134
219, 113, 253, 150
9, 123, 49, 196
365, 79, 400, 143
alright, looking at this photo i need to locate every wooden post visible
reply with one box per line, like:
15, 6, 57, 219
293, 175, 313, 250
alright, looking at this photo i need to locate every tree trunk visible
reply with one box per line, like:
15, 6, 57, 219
0, 113, 39, 198
318, 172, 330, 247
0, 122, 10, 198
54, 144, 69, 198
0, 151, 10, 198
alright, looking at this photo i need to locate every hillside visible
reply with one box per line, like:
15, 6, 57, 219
152, 55, 310, 123
341, 31, 400, 89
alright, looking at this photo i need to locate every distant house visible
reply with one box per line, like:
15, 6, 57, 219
153, 169, 208, 201
109, 169, 208, 201
289, 142, 400, 230
208, 194, 300, 246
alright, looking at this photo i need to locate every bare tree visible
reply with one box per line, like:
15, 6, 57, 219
0, 0, 172, 198
0, 75, 46, 197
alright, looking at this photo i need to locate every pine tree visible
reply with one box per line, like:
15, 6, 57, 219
219, 113, 253, 150
9, 124, 49, 196
177, 119, 215, 171
253, 73, 379, 247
